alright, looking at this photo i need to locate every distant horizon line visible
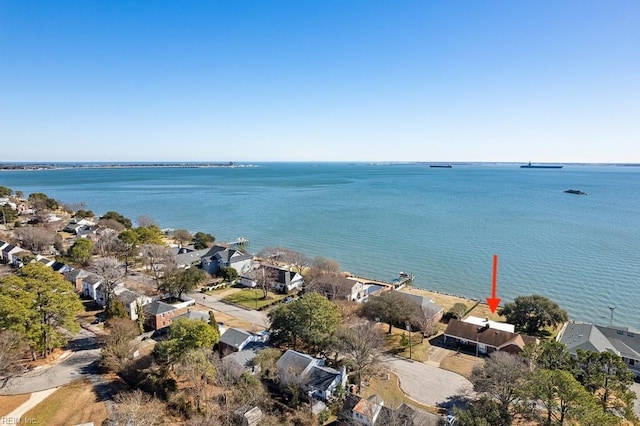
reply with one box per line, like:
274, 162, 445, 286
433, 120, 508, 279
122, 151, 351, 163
0, 160, 640, 166
1, 161, 639, 166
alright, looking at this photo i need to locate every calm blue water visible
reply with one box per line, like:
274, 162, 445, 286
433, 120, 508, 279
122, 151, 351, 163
2, 163, 639, 328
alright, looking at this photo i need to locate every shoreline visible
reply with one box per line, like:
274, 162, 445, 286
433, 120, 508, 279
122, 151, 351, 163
0, 162, 257, 171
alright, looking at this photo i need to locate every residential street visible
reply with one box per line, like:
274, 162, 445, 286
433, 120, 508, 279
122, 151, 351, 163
187, 290, 270, 328
0, 328, 101, 395
381, 354, 474, 408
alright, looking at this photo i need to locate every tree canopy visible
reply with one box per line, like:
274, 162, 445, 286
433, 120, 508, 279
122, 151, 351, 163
575, 349, 637, 420
193, 232, 215, 249
359, 290, 421, 334
0, 186, 13, 197
68, 238, 94, 266
268, 292, 341, 352
471, 351, 531, 425
153, 318, 220, 366
498, 294, 568, 336
159, 267, 206, 298
0, 263, 83, 359
101, 211, 133, 228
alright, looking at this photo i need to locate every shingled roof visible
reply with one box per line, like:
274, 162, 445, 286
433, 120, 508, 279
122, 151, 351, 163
559, 322, 640, 360
444, 319, 526, 351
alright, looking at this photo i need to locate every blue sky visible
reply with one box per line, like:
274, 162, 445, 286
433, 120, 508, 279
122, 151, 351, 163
1, 1, 638, 163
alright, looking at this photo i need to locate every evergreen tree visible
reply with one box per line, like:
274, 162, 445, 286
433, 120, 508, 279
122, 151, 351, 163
0, 263, 83, 359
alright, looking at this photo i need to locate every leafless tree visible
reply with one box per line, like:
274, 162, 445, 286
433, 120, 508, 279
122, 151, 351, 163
60, 201, 88, 214
257, 266, 278, 299
101, 318, 139, 373
89, 257, 125, 312
113, 389, 165, 426
141, 244, 176, 286
213, 354, 244, 409
0, 330, 28, 389
137, 215, 158, 228
258, 247, 311, 275
172, 229, 193, 246
175, 348, 216, 413
335, 320, 385, 386
471, 351, 531, 423
16, 226, 56, 254
307, 271, 354, 300
94, 232, 126, 257
98, 218, 127, 233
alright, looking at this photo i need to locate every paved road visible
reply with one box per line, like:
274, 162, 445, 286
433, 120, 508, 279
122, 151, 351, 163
0, 328, 102, 395
381, 354, 474, 408
187, 290, 270, 328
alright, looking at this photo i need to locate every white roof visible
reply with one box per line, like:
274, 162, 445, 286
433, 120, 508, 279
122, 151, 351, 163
463, 316, 515, 333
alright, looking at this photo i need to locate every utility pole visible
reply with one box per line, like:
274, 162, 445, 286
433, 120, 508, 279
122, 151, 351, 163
406, 321, 412, 360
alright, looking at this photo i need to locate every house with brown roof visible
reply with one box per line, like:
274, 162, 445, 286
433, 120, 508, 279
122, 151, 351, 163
310, 275, 366, 302
443, 318, 533, 355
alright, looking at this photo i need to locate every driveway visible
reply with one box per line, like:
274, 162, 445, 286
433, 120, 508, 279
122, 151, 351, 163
187, 290, 270, 328
381, 354, 473, 408
0, 328, 101, 395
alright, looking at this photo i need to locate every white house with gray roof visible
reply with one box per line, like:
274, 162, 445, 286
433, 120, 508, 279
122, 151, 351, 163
81, 273, 103, 301
114, 287, 153, 321
1, 242, 23, 266
276, 349, 347, 402
557, 322, 640, 377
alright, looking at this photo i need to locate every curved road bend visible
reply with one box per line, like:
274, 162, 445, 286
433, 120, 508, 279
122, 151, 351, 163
0, 328, 102, 396
381, 354, 473, 408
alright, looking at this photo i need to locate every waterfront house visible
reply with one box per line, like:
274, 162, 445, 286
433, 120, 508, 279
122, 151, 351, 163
399, 291, 445, 324
261, 265, 304, 293
201, 245, 254, 275
276, 349, 347, 402
238, 264, 304, 292
557, 322, 640, 377
443, 318, 532, 355
171, 245, 210, 269
310, 274, 366, 302
63, 219, 95, 234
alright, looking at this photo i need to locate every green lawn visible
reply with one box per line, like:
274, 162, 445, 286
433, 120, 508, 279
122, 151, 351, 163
222, 288, 287, 310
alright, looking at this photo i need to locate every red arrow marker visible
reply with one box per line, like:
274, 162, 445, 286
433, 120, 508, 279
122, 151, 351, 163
486, 254, 501, 313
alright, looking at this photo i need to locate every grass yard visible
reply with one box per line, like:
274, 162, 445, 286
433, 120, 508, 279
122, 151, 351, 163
401, 287, 505, 323
439, 353, 484, 380
24, 379, 108, 426
222, 288, 287, 310
379, 323, 430, 362
0, 394, 30, 417
189, 304, 258, 331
